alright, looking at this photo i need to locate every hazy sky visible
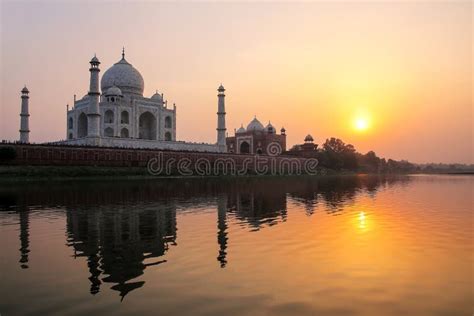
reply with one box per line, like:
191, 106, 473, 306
1, 1, 471, 163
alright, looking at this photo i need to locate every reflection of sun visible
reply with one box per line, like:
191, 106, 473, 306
356, 211, 370, 232
359, 211, 366, 229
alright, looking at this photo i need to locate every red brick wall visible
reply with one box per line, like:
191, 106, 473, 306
0, 143, 314, 175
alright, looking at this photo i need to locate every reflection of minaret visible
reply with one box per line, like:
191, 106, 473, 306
18, 208, 30, 269
86, 211, 102, 295
66, 209, 102, 295
216, 195, 228, 268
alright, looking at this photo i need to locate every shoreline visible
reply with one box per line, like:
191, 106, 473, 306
0, 165, 471, 183
0, 165, 342, 182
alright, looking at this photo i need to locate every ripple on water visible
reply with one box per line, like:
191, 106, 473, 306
0, 175, 472, 316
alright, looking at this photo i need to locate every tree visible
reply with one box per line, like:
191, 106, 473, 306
321, 138, 358, 170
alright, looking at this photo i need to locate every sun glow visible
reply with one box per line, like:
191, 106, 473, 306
354, 117, 369, 131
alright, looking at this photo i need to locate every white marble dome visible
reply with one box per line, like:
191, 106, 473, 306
151, 91, 163, 102
247, 117, 264, 131
101, 56, 144, 96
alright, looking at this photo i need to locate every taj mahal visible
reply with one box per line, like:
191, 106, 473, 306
58, 49, 227, 152
16, 49, 295, 155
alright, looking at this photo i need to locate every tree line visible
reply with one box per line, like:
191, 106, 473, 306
312, 137, 451, 173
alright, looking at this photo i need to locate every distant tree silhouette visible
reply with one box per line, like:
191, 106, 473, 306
309, 137, 420, 173
356, 150, 383, 172
319, 138, 358, 170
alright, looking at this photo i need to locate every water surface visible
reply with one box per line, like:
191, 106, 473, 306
0, 175, 472, 315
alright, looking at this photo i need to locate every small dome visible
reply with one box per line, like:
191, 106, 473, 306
105, 85, 122, 96
304, 134, 314, 142
247, 117, 264, 131
265, 121, 275, 133
21, 86, 29, 93
151, 91, 163, 102
218, 84, 225, 92
236, 124, 246, 134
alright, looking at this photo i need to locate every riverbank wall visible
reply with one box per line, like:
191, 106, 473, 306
0, 143, 319, 176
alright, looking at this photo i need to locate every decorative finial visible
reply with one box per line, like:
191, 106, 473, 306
122, 47, 125, 59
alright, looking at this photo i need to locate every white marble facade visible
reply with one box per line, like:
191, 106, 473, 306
63, 50, 225, 152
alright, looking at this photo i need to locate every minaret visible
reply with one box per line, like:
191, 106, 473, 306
217, 84, 227, 152
87, 55, 101, 144
19, 86, 30, 143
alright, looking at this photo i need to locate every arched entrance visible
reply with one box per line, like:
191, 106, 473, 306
104, 127, 114, 137
240, 141, 250, 154
104, 110, 114, 124
164, 132, 172, 141
120, 128, 129, 138
165, 116, 172, 128
121, 111, 129, 124
78, 113, 88, 138
138, 112, 157, 140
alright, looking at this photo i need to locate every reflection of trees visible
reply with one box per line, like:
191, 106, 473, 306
66, 205, 177, 300
288, 175, 412, 214
225, 179, 290, 230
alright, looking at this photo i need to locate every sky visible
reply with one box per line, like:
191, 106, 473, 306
0, 1, 472, 164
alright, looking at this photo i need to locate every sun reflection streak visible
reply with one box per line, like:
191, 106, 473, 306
358, 211, 367, 231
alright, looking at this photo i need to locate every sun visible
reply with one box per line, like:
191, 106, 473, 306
354, 117, 369, 131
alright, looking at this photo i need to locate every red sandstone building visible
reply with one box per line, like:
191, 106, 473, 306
285, 134, 319, 158
226, 117, 286, 155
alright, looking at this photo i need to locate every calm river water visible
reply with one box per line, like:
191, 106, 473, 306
0, 175, 472, 315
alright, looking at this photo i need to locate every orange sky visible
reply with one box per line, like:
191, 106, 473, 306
0, 2, 472, 163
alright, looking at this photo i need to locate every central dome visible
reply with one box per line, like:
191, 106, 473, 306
247, 117, 264, 131
101, 54, 144, 96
